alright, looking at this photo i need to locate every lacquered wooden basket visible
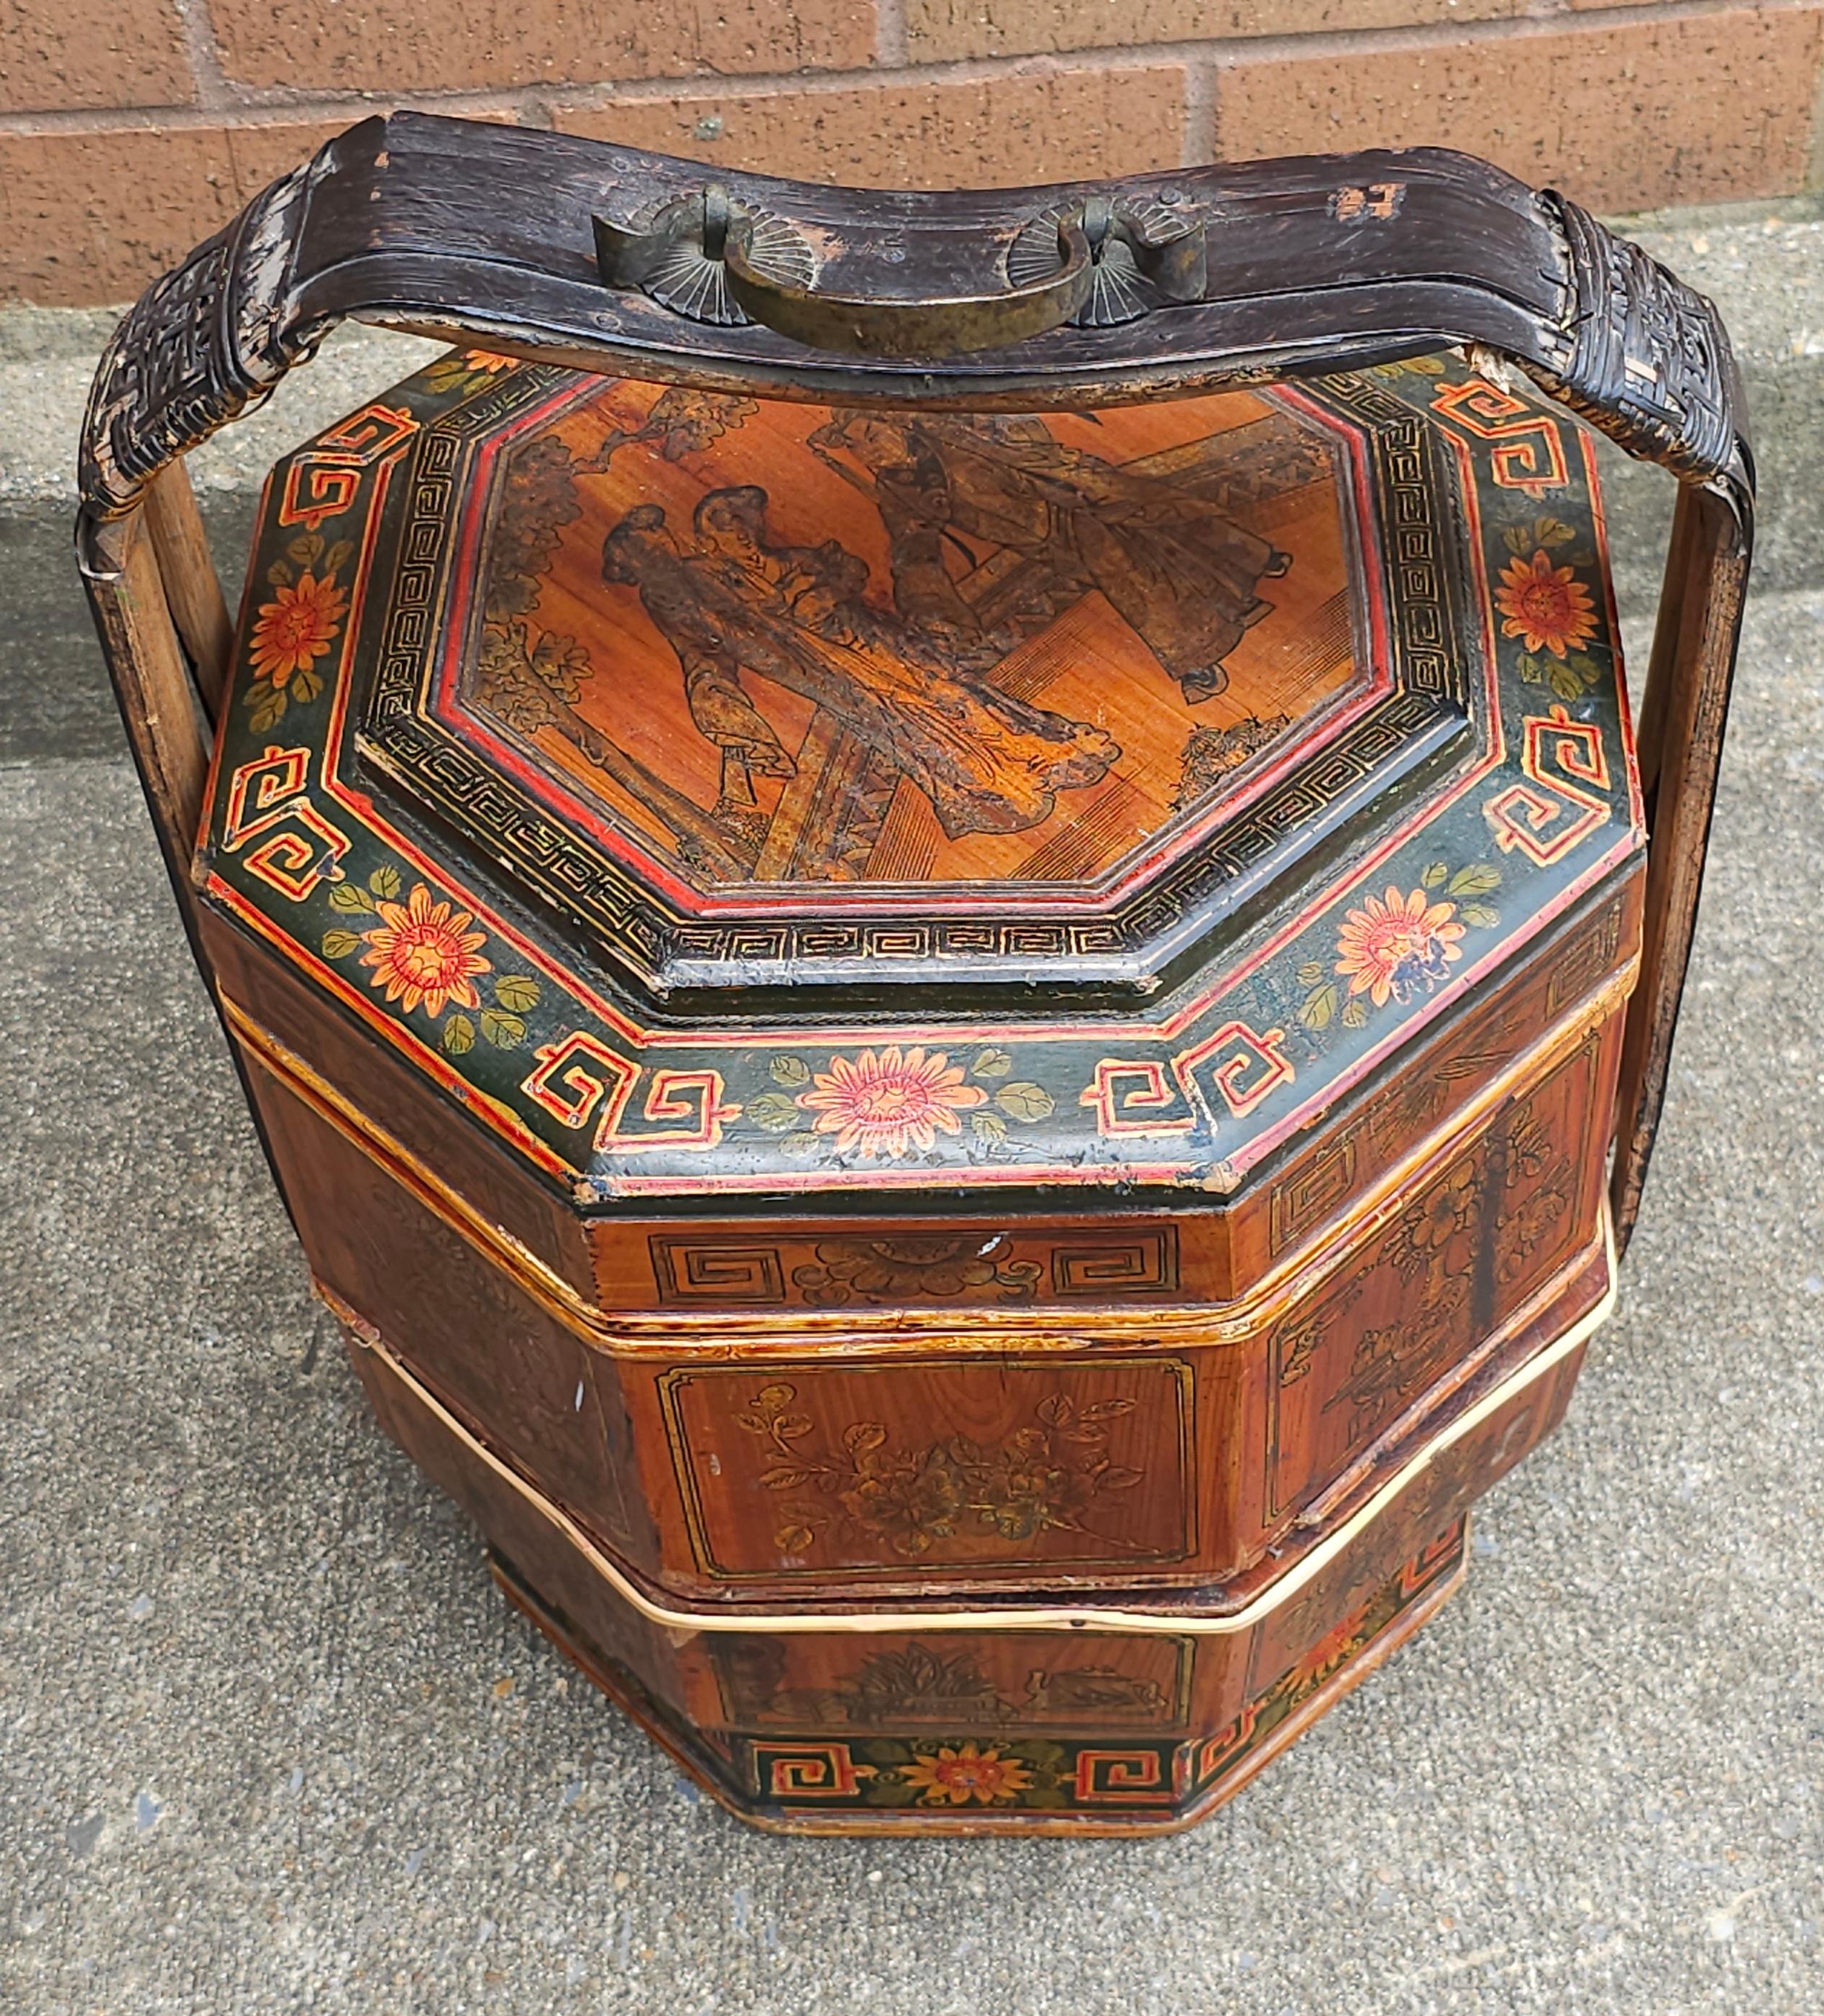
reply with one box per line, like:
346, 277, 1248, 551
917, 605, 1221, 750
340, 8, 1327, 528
78, 116, 1750, 1833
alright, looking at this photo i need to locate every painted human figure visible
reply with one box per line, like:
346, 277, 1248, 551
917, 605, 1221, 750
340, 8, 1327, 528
600, 489, 1118, 842
811, 410, 1291, 703
597, 501, 794, 817
600, 492, 1112, 846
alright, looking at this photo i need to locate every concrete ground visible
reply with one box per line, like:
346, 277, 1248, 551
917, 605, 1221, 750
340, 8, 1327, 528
1, 201, 1821, 2015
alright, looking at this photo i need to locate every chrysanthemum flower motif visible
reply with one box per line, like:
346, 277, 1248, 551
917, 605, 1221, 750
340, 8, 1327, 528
248, 571, 347, 687
1334, 886, 1467, 1009
423, 348, 521, 396
1406, 1159, 1480, 1254
1494, 549, 1599, 659
358, 883, 492, 1018
797, 1045, 986, 1158
897, 1741, 1034, 1807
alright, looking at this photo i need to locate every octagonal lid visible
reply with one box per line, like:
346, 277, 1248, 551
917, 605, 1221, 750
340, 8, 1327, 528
350, 362, 1475, 1007
198, 349, 1643, 1205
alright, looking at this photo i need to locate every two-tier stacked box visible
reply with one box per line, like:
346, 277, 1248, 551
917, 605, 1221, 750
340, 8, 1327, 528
77, 116, 1752, 1836
196, 346, 1637, 1833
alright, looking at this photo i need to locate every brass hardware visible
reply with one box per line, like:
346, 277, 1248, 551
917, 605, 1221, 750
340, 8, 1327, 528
1007, 195, 1208, 328
728, 208, 1094, 359
590, 184, 1206, 357
592, 185, 817, 329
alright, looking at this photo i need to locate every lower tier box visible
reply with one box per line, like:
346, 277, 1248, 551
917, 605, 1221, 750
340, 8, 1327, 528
339, 1277, 1608, 1835
252, 994, 1620, 1605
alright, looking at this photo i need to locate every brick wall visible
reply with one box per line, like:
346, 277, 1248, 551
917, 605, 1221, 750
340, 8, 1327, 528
4, 1, 1822, 304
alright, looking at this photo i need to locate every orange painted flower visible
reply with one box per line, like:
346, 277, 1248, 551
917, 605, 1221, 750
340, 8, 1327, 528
359, 882, 492, 1017
425, 347, 521, 395
1334, 886, 1467, 1009
1494, 549, 1599, 659
797, 1046, 986, 1158
898, 1742, 1034, 1807
249, 570, 347, 687
1291, 1617, 1367, 1695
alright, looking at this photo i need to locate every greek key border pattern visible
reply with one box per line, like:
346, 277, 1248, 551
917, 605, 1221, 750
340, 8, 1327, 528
352, 370, 1476, 996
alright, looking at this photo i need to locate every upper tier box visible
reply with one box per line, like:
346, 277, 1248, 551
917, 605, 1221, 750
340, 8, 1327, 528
198, 347, 1642, 1227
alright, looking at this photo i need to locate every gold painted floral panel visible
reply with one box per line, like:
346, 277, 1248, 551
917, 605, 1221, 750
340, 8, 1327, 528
659, 1355, 1196, 1581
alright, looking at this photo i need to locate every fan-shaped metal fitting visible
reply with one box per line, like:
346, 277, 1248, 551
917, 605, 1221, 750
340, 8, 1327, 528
1007, 196, 1206, 329
593, 185, 817, 329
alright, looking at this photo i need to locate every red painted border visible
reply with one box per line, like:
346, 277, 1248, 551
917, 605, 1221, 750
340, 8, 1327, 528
418, 382, 1400, 921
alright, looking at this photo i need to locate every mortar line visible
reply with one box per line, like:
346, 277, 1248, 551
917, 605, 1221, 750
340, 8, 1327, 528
1808, 21, 1824, 191
1182, 59, 1219, 170
1, 0, 1816, 136
169, 0, 234, 114
875, 0, 910, 70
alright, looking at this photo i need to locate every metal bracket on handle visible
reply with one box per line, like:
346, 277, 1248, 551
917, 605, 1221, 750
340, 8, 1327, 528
592, 185, 817, 331
592, 184, 1206, 357
1006, 193, 1209, 328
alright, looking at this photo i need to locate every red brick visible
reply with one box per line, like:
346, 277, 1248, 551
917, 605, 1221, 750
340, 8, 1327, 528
1217, 6, 1824, 213
211, 0, 876, 96
907, 0, 1521, 63
556, 65, 1187, 186
0, 122, 349, 306
0, 0, 191, 112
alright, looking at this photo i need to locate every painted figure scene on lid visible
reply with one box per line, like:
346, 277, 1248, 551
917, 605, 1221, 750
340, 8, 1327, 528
465, 380, 1370, 897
